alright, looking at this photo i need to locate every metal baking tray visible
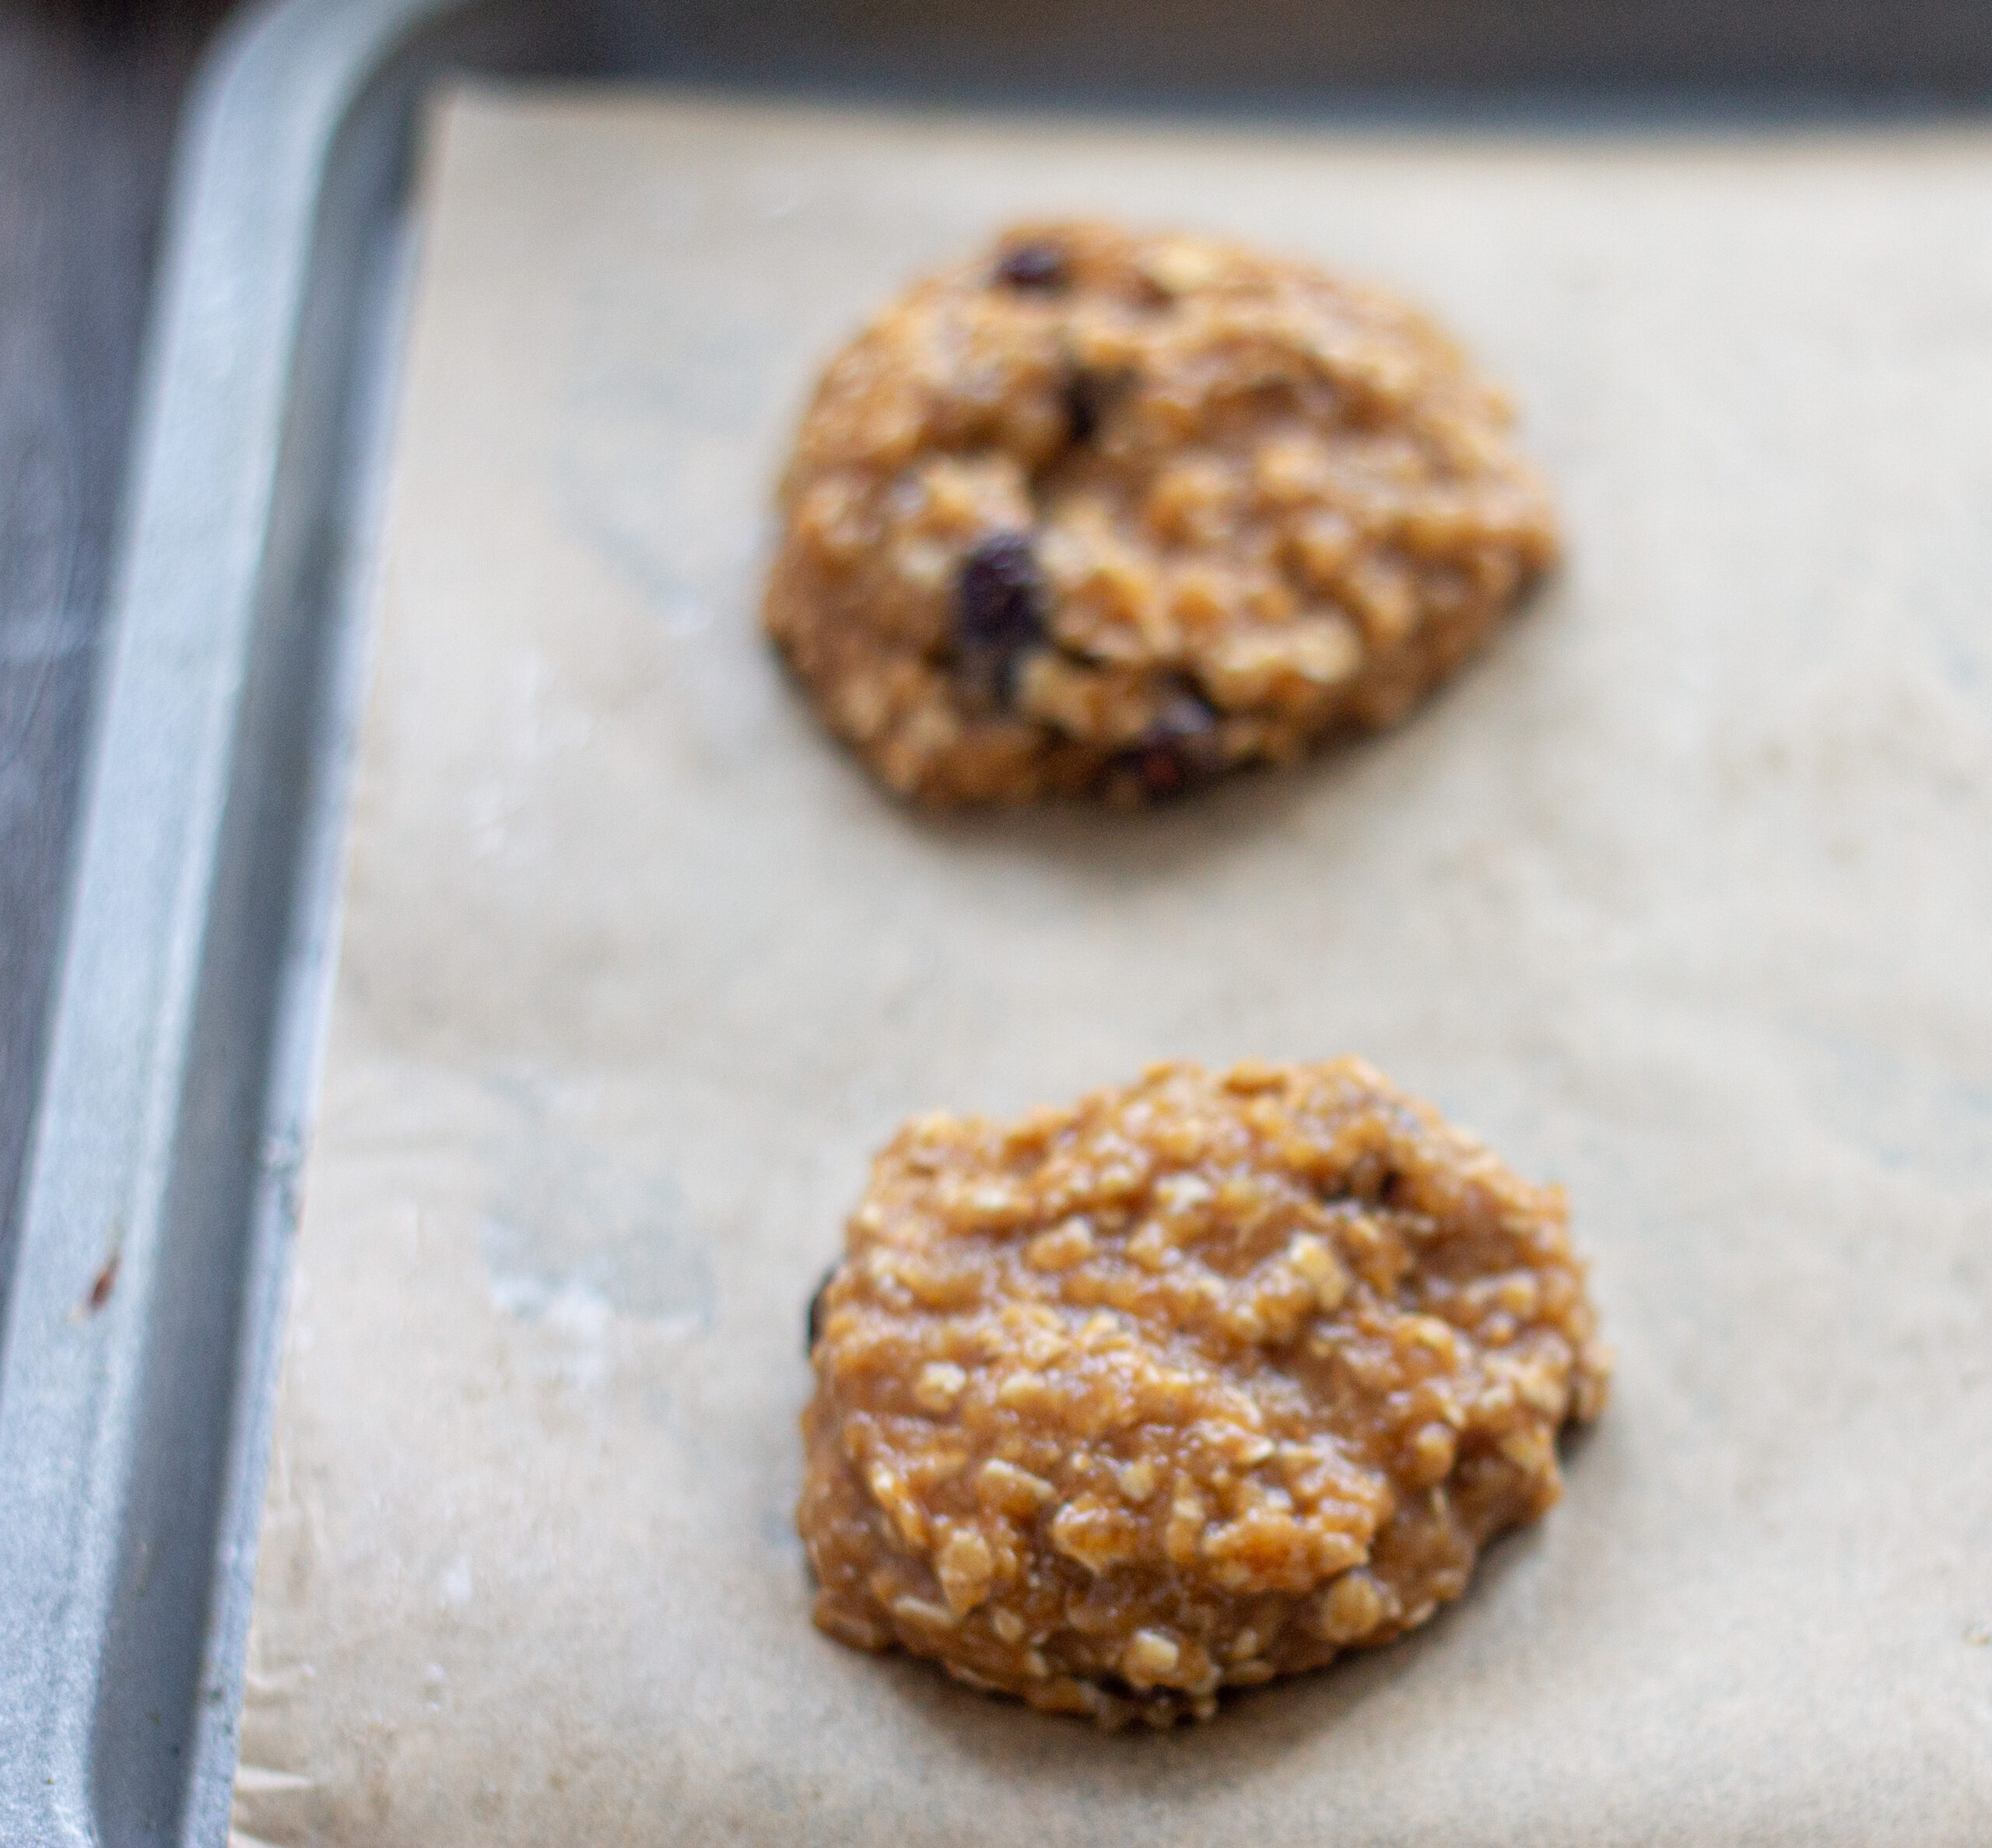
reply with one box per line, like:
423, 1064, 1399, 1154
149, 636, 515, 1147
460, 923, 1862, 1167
2, 1, 1988, 1843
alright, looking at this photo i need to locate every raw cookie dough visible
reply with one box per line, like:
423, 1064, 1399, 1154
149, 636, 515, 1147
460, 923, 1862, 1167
764, 222, 1559, 803
798, 1060, 1609, 1726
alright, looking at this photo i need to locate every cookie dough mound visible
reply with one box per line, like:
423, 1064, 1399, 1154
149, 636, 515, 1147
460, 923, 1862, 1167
765, 222, 1559, 803
798, 1060, 1609, 1726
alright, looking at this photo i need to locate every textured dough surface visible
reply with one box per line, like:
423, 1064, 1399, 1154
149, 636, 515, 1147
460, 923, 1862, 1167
765, 221, 1559, 803
799, 1059, 1608, 1725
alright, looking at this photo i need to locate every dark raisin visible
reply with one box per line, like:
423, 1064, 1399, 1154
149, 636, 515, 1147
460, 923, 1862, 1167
1064, 370, 1103, 446
1122, 692, 1223, 801
956, 532, 1047, 689
805, 1263, 838, 1354
995, 240, 1069, 290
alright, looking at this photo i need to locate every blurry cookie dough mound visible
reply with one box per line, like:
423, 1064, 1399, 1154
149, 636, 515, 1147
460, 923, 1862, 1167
764, 222, 1559, 803
798, 1059, 1608, 1727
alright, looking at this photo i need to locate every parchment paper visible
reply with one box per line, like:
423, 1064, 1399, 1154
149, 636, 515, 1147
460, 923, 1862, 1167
233, 86, 1992, 1847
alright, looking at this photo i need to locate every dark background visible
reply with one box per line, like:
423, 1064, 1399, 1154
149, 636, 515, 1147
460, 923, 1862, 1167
0, 0, 236, 1282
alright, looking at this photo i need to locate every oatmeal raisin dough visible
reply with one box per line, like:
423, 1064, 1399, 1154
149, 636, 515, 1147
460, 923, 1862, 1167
765, 223, 1559, 802
798, 1060, 1608, 1725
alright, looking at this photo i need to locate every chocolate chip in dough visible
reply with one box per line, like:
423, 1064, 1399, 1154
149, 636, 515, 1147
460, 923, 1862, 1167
994, 240, 1069, 290
1064, 370, 1105, 446
805, 1264, 837, 1354
1124, 693, 1223, 801
956, 531, 1048, 689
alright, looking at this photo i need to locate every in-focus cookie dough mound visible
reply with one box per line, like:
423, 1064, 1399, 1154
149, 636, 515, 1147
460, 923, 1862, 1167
798, 1060, 1609, 1726
765, 223, 1559, 803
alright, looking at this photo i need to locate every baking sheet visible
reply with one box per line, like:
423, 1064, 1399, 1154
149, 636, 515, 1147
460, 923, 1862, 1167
233, 85, 1992, 1846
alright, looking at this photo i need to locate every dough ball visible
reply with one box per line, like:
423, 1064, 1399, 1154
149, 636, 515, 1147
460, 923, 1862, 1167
798, 1059, 1608, 1725
765, 223, 1558, 803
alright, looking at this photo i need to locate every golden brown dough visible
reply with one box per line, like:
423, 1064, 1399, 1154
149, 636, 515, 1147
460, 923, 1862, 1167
798, 1059, 1608, 1726
765, 223, 1559, 803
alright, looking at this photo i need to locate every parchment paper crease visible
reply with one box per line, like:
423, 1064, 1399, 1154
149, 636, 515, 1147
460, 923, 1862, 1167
234, 86, 1992, 1847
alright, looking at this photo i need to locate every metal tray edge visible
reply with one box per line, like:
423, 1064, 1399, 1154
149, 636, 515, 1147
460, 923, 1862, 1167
0, 1, 462, 1841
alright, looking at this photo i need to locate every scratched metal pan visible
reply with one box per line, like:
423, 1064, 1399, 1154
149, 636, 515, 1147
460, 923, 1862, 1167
0, 1, 1986, 1843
